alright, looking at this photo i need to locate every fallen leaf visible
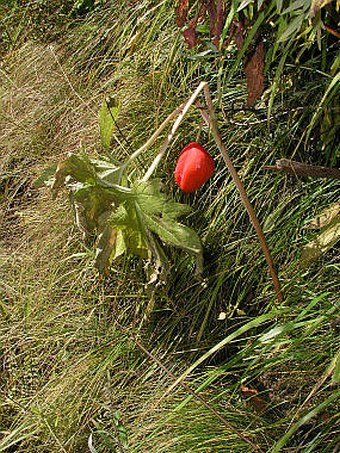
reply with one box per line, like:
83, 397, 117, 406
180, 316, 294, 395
300, 219, 340, 267
304, 202, 340, 230
175, 0, 189, 27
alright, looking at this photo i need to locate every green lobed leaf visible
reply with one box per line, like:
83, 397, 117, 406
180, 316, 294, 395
142, 211, 202, 256
106, 179, 203, 276
109, 203, 149, 259
52, 154, 97, 195
49, 153, 126, 197
71, 186, 116, 237
41, 155, 202, 278
133, 180, 201, 252
99, 96, 121, 150
90, 157, 125, 187
134, 179, 192, 219
33, 164, 57, 188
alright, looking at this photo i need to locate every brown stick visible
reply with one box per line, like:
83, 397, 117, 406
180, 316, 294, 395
132, 336, 265, 453
264, 158, 340, 179
198, 86, 284, 303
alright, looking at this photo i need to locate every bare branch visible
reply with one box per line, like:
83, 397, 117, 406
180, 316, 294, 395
198, 84, 284, 303
265, 159, 340, 179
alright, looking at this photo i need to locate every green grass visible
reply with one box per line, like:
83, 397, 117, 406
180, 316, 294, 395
1, 1, 339, 452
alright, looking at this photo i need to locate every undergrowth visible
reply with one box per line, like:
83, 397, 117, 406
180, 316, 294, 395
0, 1, 339, 452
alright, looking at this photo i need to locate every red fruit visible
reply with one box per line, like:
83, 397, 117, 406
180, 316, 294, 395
174, 142, 215, 193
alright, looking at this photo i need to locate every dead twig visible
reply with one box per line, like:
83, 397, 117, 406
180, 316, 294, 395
197, 84, 284, 303
264, 158, 340, 179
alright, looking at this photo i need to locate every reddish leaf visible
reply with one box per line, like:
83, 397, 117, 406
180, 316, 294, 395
196, 0, 208, 22
212, 0, 226, 48
183, 26, 198, 48
241, 385, 268, 413
175, 0, 189, 27
181, 2, 207, 49
207, 0, 217, 38
234, 19, 245, 50
244, 39, 265, 107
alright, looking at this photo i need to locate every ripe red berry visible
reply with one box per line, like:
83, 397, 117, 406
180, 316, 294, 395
174, 142, 215, 193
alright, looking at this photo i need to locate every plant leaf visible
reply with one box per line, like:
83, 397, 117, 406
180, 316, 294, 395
106, 179, 203, 277
99, 96, 121, 150
273, 389, 340, 452
71, 186, 116, 238
238, 0, 254, 12
175, 0, 189, 27
90, 158, 125, 187
244, 39, 265, 106
134, 179, 191, 219
33, 164, 57, 188
305, 72, 340, 144
143, 212, 202, 256
281, 0, 306, 15
241, 386, 268, 413
51, 153, 125, 197
183, 26, 197, 48
109, 203, 149, 259
134, 180, 203, 263
52, 154, 97, 195
275, 0, 284, 13
95, 225, 121, 275
41, 156, 202, 279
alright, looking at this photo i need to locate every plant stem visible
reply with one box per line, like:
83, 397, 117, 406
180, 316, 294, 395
265, 158, 340, 179
141, 81, 208, 182
199, 84, 284, 303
